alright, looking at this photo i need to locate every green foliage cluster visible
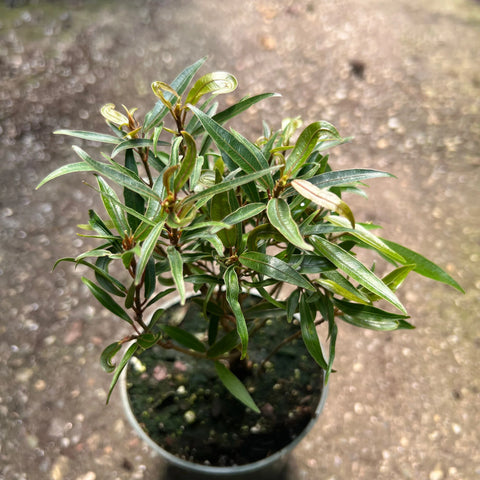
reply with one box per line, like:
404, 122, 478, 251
38, 57, 462, 411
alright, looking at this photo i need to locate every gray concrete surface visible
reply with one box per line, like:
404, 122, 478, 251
1, 0, 479, 479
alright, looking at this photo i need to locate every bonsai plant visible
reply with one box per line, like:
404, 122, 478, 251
37, 57, 463, 472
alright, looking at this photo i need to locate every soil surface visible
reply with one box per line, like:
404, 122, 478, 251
1, 0, 479, 479
126, 298, 323, 467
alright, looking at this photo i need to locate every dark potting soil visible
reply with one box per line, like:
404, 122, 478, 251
126, 297, 324, 467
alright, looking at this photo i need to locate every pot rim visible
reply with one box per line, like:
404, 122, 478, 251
119, 292, 329, 475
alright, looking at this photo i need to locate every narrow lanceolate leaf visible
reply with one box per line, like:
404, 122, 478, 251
292, 179, 355, 228
310, 236, 407, 314
239, 251, 315, 291
81, 277, 133, 324
100, 342, 122, 373
381, 239, 465, 293
54, 129, 122, 145
36, 162, 95, 189
97, 176, 129, 235
188, 105, 273, 190
215, 361, 260, 413
173, 131, 197, 193
124, 149, 146, 231
166, 246, 186, 305
224, 266, 248, 359
159, 325, 206, 353
134, 217, 166, 286
299, 294, 328, 370
185, 71, 238, 106
72, 146, 160, 201
333, 299, 413, 331
317, 270, 372, 305
192, 93, 280, 138
106, 343, 138, 404
285, 121, 342, 178
267, 198, 313, 251
327, 216, 405, 264
180, 165, 280, 208
222, 203, 266, 226
282, 169, 393, 198
111, 138, 169, 158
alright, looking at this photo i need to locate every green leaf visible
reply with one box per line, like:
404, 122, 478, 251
159, 325, 206, 353
299, 294, 328, 370
334, 298, 413, 331
310, 236, 407, 314
381, 264, 416, 292
72, 146, 160, 201
144, 257, 156, 300
381, 239, 464, 293
267, 198, 313, 251
81, 277, 133, 324
239, 251, 315, 291
124, 148, 146, 231
106, 343, 138, 404
317, 270, 372, 304
222, 203, 266, 225
36, 162, 95, 189
100, 342, 122, 373
180, 165, 280, 208
282, 168, 393, 198
215, 361, 260, 413
97, 176, 129, 235
327, 216, 404, 263
290, 254, 335, 274
166, 246, 186, 305
134, 217, 166, 286
54, 129, 121, 144
193, 93, 279, 139
188, 105, 273, 190
224, 266, 248, 359
291, 179, 355, 228
136, 332, 160, 350
286, 288, 300, 322
94, 256, 127, 297
75, 248, 113, 261
207, 330, 240, 358
111, 138, 169, 158
185, 71, 238, 106
285, 121, 341, 178
173, 131, 197, 192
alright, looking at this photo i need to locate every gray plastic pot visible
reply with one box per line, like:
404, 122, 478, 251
119, 293, 328, 480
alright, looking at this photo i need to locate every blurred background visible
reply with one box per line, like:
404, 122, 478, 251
0, 0, 479, 479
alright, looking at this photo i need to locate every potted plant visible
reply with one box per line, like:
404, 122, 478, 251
37, 57, 463, 477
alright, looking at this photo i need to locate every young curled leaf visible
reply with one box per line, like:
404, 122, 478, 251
100, 103, 129, 127
292, 178, 355, 228
151, 81, 179, 109
100, 342, 122, 373
185, 71, 238, 106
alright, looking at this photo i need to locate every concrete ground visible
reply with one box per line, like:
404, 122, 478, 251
0, 0, 479, 479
